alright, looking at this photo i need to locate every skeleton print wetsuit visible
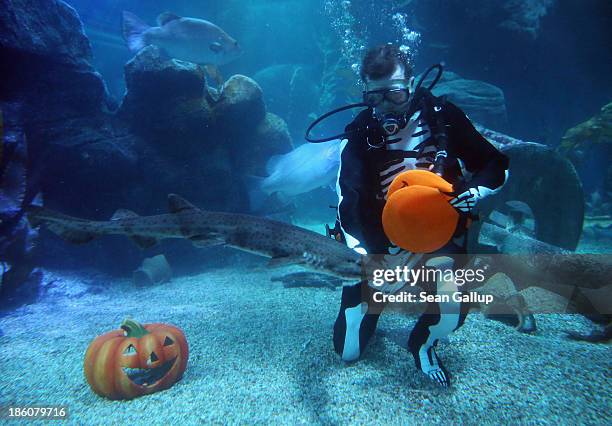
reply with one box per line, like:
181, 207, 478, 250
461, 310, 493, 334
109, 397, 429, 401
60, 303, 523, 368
331, 99, 509, 386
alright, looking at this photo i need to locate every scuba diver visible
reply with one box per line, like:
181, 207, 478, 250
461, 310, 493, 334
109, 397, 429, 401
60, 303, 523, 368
307, 44, 510, 387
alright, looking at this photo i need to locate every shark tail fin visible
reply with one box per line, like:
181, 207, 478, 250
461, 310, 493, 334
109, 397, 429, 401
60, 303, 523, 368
122, 11, 150, 53
27, 206, 97, 244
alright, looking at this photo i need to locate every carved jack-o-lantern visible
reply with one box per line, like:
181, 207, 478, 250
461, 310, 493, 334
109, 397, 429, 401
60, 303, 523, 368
84, 319, 189, 400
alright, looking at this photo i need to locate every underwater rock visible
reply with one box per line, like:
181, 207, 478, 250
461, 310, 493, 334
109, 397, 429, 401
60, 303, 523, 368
239, 112, 293, 176
252, 64, 320, 137
559, 102, 612, 152
0, 0, 137, 217
557, 102, 612, 216
118, 47, 287, 180
426, 71, 507, 129
117, 45, 291, 213
499, 0, 555, 38
558, 101, 612, 173
123, 46, 207, 102
0, 0, 93, 68
119, 45, 212, 140
0, 0, 112, 118
0, 1, 144, 276
0, 117, 43, 310
0, 267, 43, 311
471, 141, 584, 251
215, 74, 266, 132
1, 0, 295, 277
133, 255, 172, 287
253, 64, 303, 107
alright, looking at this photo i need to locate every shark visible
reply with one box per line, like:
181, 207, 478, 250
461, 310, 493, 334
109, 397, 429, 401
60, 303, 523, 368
27, 194, 363, 280
27, 195, 612, 341
478, 220, 612, 342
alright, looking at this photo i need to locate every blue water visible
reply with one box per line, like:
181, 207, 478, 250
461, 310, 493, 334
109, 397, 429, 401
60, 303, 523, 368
0, 1, 611, 424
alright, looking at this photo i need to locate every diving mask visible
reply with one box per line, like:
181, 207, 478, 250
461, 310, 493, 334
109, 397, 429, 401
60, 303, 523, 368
363, 79, 412, 136
363, 79, 410, 136
362, 79, 411, 107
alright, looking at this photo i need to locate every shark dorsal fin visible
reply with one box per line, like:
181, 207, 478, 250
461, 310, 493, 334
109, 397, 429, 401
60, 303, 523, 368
168, 194, 199, 214
157, 12, 181, 26
111, 209, 139, 221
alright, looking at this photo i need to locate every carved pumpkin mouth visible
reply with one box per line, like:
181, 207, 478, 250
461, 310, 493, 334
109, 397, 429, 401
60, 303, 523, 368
123, 357, 177, 387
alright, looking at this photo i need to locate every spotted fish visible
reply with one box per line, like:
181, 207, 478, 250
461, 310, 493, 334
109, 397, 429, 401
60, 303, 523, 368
28, 194, 362, 280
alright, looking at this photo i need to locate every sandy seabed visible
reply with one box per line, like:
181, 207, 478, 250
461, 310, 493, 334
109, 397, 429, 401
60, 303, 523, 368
0, 265, 610, 425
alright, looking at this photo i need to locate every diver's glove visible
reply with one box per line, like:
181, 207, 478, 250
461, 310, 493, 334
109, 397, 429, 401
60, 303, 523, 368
446, 186, 494, 214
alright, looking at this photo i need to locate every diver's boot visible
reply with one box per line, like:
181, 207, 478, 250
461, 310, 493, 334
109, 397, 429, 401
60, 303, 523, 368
408, 336, 451, 388
405, 255, 467, 388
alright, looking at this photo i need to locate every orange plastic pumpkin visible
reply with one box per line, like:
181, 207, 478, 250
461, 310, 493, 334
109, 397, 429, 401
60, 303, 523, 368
382, 170, 459, 253
84, 319, 188, 400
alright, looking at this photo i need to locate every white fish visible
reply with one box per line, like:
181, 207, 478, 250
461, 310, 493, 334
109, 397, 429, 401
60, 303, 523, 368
122, 11, 242, 65
250, 140, 341, 207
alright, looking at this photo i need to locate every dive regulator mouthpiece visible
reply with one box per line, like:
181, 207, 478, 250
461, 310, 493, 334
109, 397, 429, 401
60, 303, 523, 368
382, 118, 401, 135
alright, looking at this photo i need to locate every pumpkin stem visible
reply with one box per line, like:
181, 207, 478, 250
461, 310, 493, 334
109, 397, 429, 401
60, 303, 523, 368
120, 318, 150, 338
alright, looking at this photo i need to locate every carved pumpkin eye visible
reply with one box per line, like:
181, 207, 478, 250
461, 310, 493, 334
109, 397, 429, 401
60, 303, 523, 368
163, 337, 174, 346
123, 344, 137, 356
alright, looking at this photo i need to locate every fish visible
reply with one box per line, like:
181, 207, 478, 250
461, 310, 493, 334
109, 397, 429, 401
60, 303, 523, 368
559, 101, 612, 153
478, 220, 612, 340
27, 194, 363, 280
478, 221, 612, 291
248, 140, 341, 208
566, 323, 612, 343
270, 271, 347, 290
121, 11, 242, 66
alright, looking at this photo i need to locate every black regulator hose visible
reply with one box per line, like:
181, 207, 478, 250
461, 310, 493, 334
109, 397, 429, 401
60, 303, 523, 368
304, 63, 444, 144
304, 102, 369, 143
419, 63, 444, 92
